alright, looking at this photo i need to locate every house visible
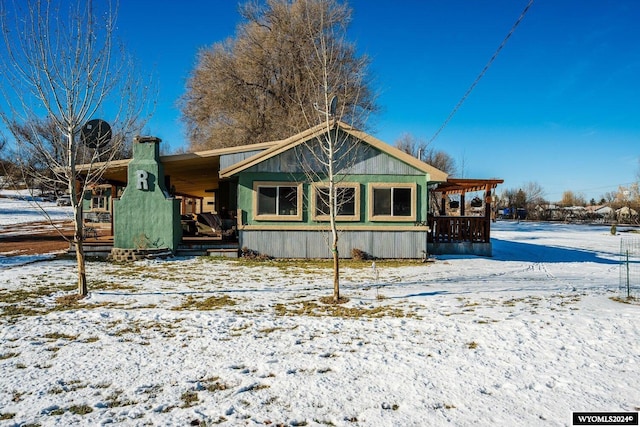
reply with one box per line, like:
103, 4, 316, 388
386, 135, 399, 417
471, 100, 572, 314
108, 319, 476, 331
584, 205, 614, 222
77, 122, 502, 259
218, 121, 447, 259
616, 206, 639, 224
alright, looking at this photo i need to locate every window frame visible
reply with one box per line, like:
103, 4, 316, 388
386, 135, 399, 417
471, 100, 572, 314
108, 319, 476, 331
253, 181, 303, 221
91, 194, 109, 211
367, 182, 417, 222
311, 182, 361, 222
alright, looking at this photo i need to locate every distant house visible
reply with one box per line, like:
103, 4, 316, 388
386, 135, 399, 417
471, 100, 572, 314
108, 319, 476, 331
584, 205, 614, 221
77, 122, 502, 259
616, 206, 639, 224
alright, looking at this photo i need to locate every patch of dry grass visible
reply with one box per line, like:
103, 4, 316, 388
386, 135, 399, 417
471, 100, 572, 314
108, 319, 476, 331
274, 299, 410, 318
172, 295, 238, 311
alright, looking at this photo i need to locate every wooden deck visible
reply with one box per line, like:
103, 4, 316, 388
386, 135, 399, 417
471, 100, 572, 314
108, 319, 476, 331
71, 233, 239, 258
428, 216, 491, 244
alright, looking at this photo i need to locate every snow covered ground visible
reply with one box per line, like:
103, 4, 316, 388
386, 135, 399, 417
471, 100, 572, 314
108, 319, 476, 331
0, 190, 73, 227
1, 195, 639, 426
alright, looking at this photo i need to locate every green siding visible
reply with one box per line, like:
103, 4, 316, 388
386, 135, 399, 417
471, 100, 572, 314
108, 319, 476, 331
113, 140, 182, 251
82, 191, 92, 212
82, 187, 112, 213
238, 172, 429, 227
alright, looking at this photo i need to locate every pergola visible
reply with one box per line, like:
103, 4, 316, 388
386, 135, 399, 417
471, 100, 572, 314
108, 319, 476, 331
429, 178, 504, 248
434, 178, 504, 216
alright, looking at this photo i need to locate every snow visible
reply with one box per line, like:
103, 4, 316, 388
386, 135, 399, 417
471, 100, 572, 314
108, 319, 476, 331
1, 196, 639, 426
0, 190, 73, 227
0, 190, 73, 268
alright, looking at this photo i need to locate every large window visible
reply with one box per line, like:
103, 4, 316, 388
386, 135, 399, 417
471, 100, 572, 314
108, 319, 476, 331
253, 182, 303, 221
312, 183, 360, 221
368, 183, 416, 221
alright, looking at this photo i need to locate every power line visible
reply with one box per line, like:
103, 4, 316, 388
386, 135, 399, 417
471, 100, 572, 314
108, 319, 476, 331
429, 0, 535, 145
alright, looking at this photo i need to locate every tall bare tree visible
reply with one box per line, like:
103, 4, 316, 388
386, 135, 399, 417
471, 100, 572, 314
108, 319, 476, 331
181, 0, 378, 150
286, 0, 375, 303
522, 182, 545, 205
0, 0, 152, 296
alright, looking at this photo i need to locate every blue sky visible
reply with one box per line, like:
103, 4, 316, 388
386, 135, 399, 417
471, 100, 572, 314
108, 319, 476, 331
115, 1, 639, 202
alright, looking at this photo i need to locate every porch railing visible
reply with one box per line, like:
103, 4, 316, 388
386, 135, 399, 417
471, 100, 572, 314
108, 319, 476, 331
428, 216, 490, 244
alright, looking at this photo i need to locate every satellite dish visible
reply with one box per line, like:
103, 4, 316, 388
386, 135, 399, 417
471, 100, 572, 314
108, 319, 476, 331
329, 95, 338, 116
81, 119, 112, 149
313, 95, 339, 118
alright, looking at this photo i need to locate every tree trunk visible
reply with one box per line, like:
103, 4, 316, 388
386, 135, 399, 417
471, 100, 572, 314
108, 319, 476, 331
69, 135, 88, 297
328, 134, 340, 303
72, 194, 88, 296
74, 232, 88, 296
332, 235, 339, 302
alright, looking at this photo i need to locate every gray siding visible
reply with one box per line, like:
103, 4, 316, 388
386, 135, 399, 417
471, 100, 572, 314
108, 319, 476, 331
220, 150, 267, 170
244, 141, 424, 176
240, 230, 428, 259
345, 151, 424, 176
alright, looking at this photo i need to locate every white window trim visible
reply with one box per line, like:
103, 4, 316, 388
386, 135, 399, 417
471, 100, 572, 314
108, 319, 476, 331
367, 182, 417, 222
311, 182, 361, 222
253, 181, 303, 221
91, 195, 109, 211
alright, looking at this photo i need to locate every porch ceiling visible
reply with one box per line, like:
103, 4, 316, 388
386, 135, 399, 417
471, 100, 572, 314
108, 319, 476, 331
88, 141, 279, 199
162, 155, 220, 199
96, 154, 221, 199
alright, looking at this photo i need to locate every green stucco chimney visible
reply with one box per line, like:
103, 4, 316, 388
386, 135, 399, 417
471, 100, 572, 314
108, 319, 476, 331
113, 136, 182, 252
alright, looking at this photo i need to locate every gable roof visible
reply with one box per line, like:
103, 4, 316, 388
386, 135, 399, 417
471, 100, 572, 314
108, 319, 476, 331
219, 121, 448, 182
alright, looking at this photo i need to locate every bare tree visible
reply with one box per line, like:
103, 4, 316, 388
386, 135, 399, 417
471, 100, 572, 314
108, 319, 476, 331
395, 133, 427, 158
288, 0, 375, 303
0, 0, 152, 296
560, 191, 586, 207
423, 150, 456, 176
181, 0, 378, 150
499, 187, 527, 219
602, 191, 617, 205
523, 182, 546, 205
395, 133, 456, 175
0, 136, 14, 189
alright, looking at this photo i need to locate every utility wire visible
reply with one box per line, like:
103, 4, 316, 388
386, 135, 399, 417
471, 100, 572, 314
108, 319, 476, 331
429, 0, 535, 145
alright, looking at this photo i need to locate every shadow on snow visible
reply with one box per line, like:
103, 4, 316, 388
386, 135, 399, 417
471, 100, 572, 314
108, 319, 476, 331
490, 238, 620, 264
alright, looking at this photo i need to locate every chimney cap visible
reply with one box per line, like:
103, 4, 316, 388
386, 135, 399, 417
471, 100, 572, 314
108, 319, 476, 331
134, 135, 162, 144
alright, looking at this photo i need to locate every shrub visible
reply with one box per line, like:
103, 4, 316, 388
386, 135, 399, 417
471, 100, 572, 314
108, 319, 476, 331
240, 247, 272, 261
351, 248, 373, 261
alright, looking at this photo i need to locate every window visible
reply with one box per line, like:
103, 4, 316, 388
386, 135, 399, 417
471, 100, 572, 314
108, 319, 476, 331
312, 183, 360, 221
91, 195, 108, 211
253, 182, 303, 221
368, 183, 416, 221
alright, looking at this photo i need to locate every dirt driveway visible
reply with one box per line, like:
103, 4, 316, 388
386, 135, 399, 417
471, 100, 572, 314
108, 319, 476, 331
0, 220, 74, 256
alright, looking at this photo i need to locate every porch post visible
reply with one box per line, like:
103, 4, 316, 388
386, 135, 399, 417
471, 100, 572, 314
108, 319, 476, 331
460, 192, 466, 216
484, 185, 492, 242
110, 184, 116, 237
485, 186, 492, 219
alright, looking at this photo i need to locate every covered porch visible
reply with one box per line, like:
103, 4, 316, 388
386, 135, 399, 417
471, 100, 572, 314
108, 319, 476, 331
75, 140, 277, 258
428, 178, 504, 257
